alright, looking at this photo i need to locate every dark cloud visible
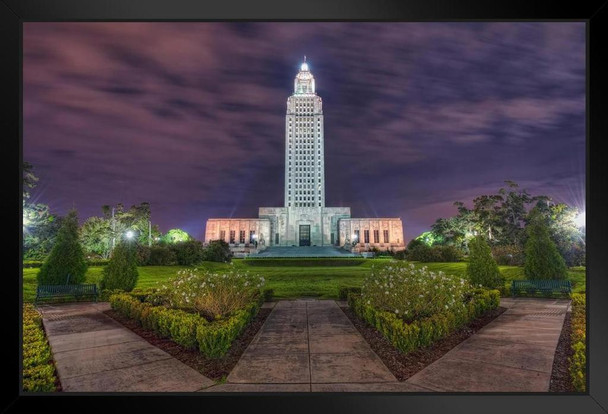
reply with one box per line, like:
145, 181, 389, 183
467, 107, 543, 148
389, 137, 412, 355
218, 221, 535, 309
23, 22, 585, 239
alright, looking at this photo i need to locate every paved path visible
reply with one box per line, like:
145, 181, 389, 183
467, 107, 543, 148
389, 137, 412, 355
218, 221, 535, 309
203, 300, 427, 392
38, 302, 214, 392
405, 297, 570, 392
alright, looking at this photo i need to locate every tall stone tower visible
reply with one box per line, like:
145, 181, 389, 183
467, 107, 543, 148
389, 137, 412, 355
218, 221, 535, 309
284, 58, 325, 208
205, 57, 405, 254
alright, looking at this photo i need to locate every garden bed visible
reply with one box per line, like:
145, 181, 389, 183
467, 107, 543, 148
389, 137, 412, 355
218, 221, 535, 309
105, 307, 271, 381
549, 311, 574, 392
341, 305, 506, 381
22, 304, 61, 392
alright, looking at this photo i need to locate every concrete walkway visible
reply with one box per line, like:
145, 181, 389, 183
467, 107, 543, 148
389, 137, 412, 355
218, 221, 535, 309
405, 297, 570, 392
38, 302, 214, 392
203, 300, 427, 392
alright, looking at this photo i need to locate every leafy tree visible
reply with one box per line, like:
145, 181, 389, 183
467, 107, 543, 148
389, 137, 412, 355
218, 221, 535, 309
524, 212, 568, 280
466, 235, 503, 288
37, 210, 88, 285
23, 161, 39, 200
162, 228, 191, 244
80, 216, 113, 258
23, 204, 62, 260
202, 240, 233, 263
414, 231, 444, 246
22, 162, 61, 260
100, 239, 139, 291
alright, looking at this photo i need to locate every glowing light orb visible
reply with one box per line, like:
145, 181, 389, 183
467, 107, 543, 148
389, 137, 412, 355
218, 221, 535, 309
126, 230, 135, 239
574, 212, 586, 228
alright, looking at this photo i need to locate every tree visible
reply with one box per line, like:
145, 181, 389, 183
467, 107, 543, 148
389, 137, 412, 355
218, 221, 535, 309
202, 240, 233, 263
23, 161, 39, 200
37, 210, 88, 285
466, 235, 503, 288
100, 239, 139, 291
162, 228, 191, 244
524, 213, 568, 280
80, 216, 112, 259
23, 162, 61, 260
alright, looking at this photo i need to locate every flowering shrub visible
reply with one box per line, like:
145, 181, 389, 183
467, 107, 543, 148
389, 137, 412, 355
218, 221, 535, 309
570, 293, 586, 392
349, 288, 499, 353
23, 304, 58, 392
157, 267, 265, 320
362, 261, 473, 323
110, 292, 262, 357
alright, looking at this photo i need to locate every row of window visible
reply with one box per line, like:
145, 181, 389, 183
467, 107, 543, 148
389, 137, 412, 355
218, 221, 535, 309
353, 229, 390, 244
219, 230, 257, 244
289, 202, 322, 207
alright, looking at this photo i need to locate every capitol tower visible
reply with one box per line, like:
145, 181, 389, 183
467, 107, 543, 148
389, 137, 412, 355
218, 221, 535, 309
205, 58, 405, 256
284, 58, 325, 208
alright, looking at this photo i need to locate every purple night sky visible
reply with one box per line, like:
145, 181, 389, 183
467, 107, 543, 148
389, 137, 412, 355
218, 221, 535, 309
23, 22, 586, 241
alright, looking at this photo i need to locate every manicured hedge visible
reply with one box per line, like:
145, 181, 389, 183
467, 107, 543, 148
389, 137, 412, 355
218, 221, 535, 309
338, 286, 362, 301
348, 289, 500, 354
570, 293, 586, 392
243, 258, 366, 267
23, 259, 109, 268
110, 292, 263, 357
22, 304, 58, 392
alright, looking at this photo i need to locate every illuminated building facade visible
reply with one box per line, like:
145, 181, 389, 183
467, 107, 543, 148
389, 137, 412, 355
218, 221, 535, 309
204, 59, 405, 256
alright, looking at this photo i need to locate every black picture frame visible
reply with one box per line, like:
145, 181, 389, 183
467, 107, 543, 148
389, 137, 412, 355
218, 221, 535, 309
4, 1, 607, 413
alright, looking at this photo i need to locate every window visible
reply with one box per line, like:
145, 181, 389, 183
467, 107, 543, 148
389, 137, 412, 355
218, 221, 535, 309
383, 230, 389, 243
249, 230, 256, 244
364, 230, 370, 243
354, 230, 360, 243
220, 230, 226, 242
239, 230, 245, 244
373, 230, 379, 244
229, 230, 235, 244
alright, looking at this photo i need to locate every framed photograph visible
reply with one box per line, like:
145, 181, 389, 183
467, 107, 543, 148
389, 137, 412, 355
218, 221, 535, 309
5, 0, 607, 413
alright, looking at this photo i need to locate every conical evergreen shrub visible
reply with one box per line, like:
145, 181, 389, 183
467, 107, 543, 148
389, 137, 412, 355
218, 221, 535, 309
100, 240, 139, 291
37, 210, 87, 285
467, 235, 503, 288
524, 217, 568, 280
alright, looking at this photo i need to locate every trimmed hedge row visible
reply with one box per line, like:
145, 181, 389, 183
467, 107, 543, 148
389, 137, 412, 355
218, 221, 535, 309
338, 286, 362, 301
110, 293, 263, 358
243, 258, 366, 267
348, 289, 500, 354
23, 304, 58, 392
570, 293, 586, 392
23, 259, 109, 268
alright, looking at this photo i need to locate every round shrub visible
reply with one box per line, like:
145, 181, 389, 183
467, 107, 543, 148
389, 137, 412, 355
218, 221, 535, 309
435, 245, 463, 262
135, 245, 151, 266
524, 218, 568, 279
157, 267, 264, 320
405, 244, 440, 262
202, 240, 233, 263
467, 235, 503, 288
37, 210, 88, 285
100, 241, 139, 291
170, 240, 205, 266
362, 261, 473, 323
148, 246, 177, 265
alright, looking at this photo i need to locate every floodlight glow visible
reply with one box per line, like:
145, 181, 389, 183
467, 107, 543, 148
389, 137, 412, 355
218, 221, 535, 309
301, 62, 309, 71
351, 233, 357, 239
574, 212, 586, 228
126, 230, 134, 239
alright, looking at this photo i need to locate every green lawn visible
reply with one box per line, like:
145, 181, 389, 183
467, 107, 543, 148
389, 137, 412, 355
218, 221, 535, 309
23, 259, 586, 303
